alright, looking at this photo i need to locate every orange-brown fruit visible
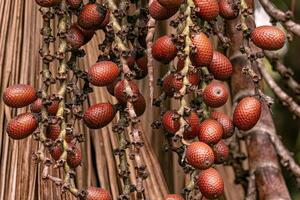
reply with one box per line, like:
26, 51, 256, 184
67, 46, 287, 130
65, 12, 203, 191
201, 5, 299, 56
190, 33, 213, 67
213, 140, 229, 164
133, 95, 146, 117
208, 51, 233, 80
186, 141, 215, 169
250, 25, 286, 50
162, 111, 180, 134
135, 55, 148, 79
6, 113, 38, 140
49, 143, 63, 161
88, 61, 120, 87
66, 25, 85, 49
197, 168, 224, 199
83, 103, 116, 129
114, 80, 140, 104
218, 0, 238, 19
152, 35, 178, 64
198, 119, 223, 145
66, 0, 82, 10
86, 187, 112, 200
35, 0, 61, 7
149, 0, 178, 20
158, 0, 183, 8
233, 96, 261, 131
99, 10, 110, 29
75, 23, 95, 44
67, 146, 82, 168
106, 80, 118, 96
183, 111, 200, 140
30, 98, 59, 115
210, 111, 234, 139
78, 3, 107, 30
46, 124, 60, 141
203, 82, 228, 108
163, 74, 183, 97
3, 84, 37, 108
164, 194, 184, 200
194, 0, 219, 21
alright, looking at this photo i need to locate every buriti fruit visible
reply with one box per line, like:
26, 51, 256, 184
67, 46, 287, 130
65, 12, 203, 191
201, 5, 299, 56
198, 119, 223, 145
35, 0, 61, 7
186, 141, 215, 169
149, 0, 178, 20
67, 146, 82, 168
83, 103, 116, 129
6, 113, 38, 140
114, 80, 140, 104
213, 140, 229, 164
66, 0, 82, 10
152, 35, 178, 64
49, 143, 63, 161
46, 124, 60, 141
233, 96, 261, 131
164, 194, 184, 200
88, 61, 120, 87
250, 25, 286, 50
86, 187, 112, 200
74, 23, 95, 44
218, 0, 238, 19
3, 84, 37, 108
210, 111, 234, 139
66, 25, 85, 49
197, 168, 224, 199
158, 0, 183, 8
78, 3, 107, 30
133, 95, 146, 117
203, 82, 228, 108
183, 111, 200, 140
194, 0, 219, 21
190, 33, 213, 67
208, 51, 233, 80
30, 98, 59, 115
162, 111, 180, 134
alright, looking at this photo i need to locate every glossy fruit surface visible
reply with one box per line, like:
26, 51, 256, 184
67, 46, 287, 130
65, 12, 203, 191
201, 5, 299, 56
30, 98, 59, 116
219, 0, 238, 19
203, 82, 228, 108
106, 80, 118, 96
158, 0, 183, 8
233, 96, 261, 131
88, 61, 119, 87
186, 141, 215, 169
6, 113, 38, 140
67, 146, 82, 168
152, 35, 178, 64
35, 0, 61, 7
197, 168, 224, 199
78, 3, 106, 29
250, 25, 285, 50
164, 194, 184, 200
149, 0, 178, 20
190, 33, 213, 67
162, 111, 180, 134
198, 119, 223, 145
86, 187, 112, 200
213, 140, 229, 164
163, 74, 183, 97
208, 51, 233, 80
66, 26, 85, 49
3, 84, 37, 108
99, 10, 110, 28
114, 80, 140, 104
194, 0, 219, 21
134, 55, 148, 79
83, 103, 116, 129
46, 124, 60, 141
66, 0, 82, 10
210, 111, 234, 139
183, 111, 200, 140
75, 23, 95, 44
49, 144, 63, 160
133, 95, 146, 117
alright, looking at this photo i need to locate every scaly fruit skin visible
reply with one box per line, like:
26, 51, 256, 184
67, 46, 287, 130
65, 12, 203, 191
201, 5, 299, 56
194, 0, 219, 21
99, 10, 110, 29
186, 141, 215, 169
233, 96, 261, 131
152, 35, 178, 64
183, 111, 200, 140
197, 168, 224, 199
250, 25, 286, 50
162, 111, 180, 134
88, 61, 120, 87
46, 124, 60, 141
67, 146, 82, 168
190, 33, 213, 67
198, 119, 223, 145
78, 3, 107, 30
35, 0, 61, 7
158, 0, 183, 8
83, 103, 116, 129
133, 95, 146, 117
114, 80, 140, 104
213, 140, 229, 164
49, 144, 63, 160
164, 194, 185, 200
106, 80, 118, 96
149, 0, 178, 20
203, 82, 228, 108
218, 0, 238, 19
163, 74, 183, 97
208, 51, 233, 80
66, 26, 85, 49
86, 187, 112, 200
6, 113, 38, 140
3, 84, 37, 108
30, 98, 59, 115
74, 23, 95, 44
134, 55, 148, 80
66, 0, 82, 10
210, 111, 234, 139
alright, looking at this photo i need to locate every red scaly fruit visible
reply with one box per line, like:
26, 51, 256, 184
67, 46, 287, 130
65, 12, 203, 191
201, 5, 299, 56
86, 187, 112, 200
83, 103, 116, 129
197, 168, 224, 199
49, 143, 63, 161
198, 119, 223, 145
114, 80, 140, 104
190, 33, 213, 67
74, 23, 95, 44
158, 0, 183, 8
218, 0, 238, 19
183, 111, 200, 140
163, 74, 183, 97
208, 51, 233, 80
152, 35, 178, 64
6, 113, 38, 140
30, 98, 59, 115
78, 3, 107, 30
210, 111, 234, 139
98, 10, 110, 29
133, 95, 146, 117
106, 80, 118, 96
233, 96, 261, 131
164, 194, 184, 200
213, 140, 229, 164
66, 26, 85, 49
35, 0, 61, 7
46, 124, 60, 141
149, 0, 179, 21
88, 61, 120, 87
66, 0, 82, 10
186, 141, 215, 169
67, 146, 82, 168
203, 82, 228, 108
194, 0, 219, 21
3, 84, 37, 108
162, 111, 180, 134
135, 55, 148, 79
250, 25, 286, 50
